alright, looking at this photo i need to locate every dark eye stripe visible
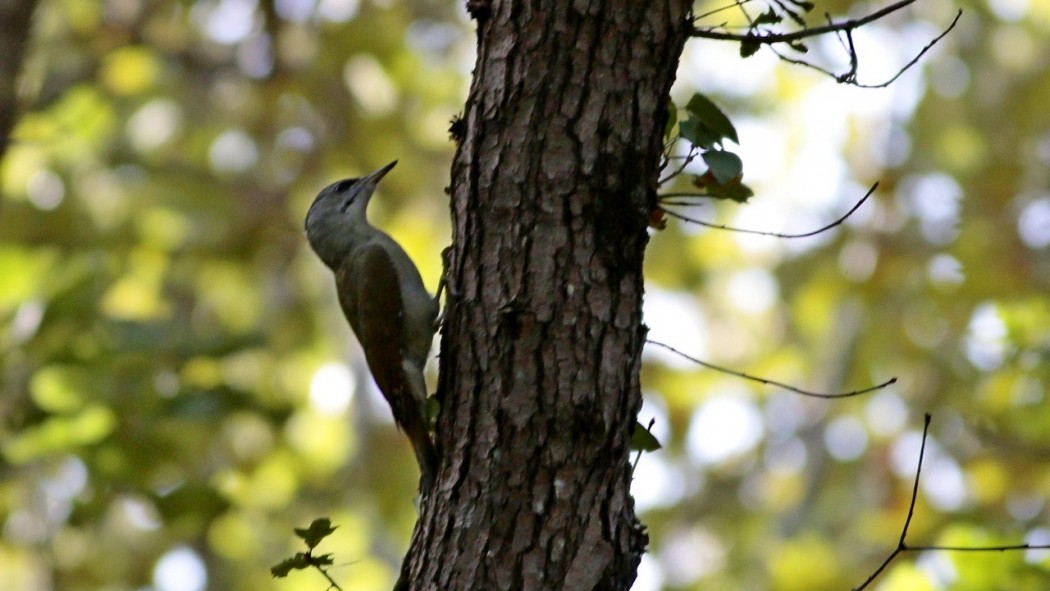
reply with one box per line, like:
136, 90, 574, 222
335, 179, 356, 193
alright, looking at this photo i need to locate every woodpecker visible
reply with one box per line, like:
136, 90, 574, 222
305, 160, 438, 492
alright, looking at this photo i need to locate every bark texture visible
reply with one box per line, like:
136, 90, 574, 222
403, 2, 692, 589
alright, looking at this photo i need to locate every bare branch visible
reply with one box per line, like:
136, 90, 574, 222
906, 543, 1050, 552
853, 414, 1050, 590
659, 182, 878, 239
691, 0, 962, 89
690, 0, 919, 44
898, 413, 930, 546
693, 0, 756, 23
856, 10, 961, 88
772, 10, 962, 88
646, 340, 896, 399
658, 151, 701, 185
659, 199, 710, 207
657, 191, 716, 199
852, 412, 932, 591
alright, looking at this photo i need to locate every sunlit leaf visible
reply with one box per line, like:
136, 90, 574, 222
2, 406, 117, 463
101, 46, 161, 95
0, 246, 56, 310
29, 365, 91, 412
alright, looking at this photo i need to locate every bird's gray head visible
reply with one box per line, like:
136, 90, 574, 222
304, 160, 397, 269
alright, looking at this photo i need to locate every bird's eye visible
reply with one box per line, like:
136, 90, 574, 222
335, 179, 357, 193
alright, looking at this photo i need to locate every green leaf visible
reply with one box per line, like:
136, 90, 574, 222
740, 35, 761, 58
426, 395, 441, 424
271, 553, 311, 578
753, 8, 781, 25
664, 100, 678, 139
631, 420, 662, 452
310, 553, 334, 567
710, 180, 755, 203
785, 9, 806, 26
702, 150, 743, 184
679, 119, 696, 143
294, 518, 337, 550
772, 0, 807, 26
680, 119, 721, 150
685, 93, 738, 144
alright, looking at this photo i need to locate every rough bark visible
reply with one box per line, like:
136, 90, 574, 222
402, 2, 692, 589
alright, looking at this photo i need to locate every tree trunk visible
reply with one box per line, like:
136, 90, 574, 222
402, 2, 692, 588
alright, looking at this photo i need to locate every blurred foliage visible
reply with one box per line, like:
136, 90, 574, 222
1, 1, 1048, 591
640, 0, 1050, 589
1, 0, 462, 589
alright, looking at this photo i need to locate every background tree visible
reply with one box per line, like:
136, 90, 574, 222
0, 0, 40, 165
1, 0, 1048, 590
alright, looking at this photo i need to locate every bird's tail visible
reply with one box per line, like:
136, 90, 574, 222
402, 360, 438, 493
402, 411, 438, 493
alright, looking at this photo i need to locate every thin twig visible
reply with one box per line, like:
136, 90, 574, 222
693, 0, 755, 22
692, 0, 961, 89
772, 10, 962, 88
852, 414, 1050, 590
906, 544, 1043, 552
660, 182, 878, 239
852, 412, 932, 591
646, 340, 896, 399
631, 418, 657, 473
660, 199, 710, 207
854, 10, 961, 88
658, 191, 718, 199
315, 566, 345, 591
658, 147, 700, 185
899, 413, 930, 546
691, 0, 919, 43
830, 12, 851, 55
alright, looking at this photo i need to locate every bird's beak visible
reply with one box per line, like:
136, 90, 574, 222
363, 160, 397, 185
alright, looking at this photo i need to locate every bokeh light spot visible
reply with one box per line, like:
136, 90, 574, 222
686, 394, 763, 465
153, 546, 207, 591
310, 362, 355, 415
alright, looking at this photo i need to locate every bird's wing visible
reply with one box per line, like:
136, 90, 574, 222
337, 243, 407, 406
337, 243, 438, 489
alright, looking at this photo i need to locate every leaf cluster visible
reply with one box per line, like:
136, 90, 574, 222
666, 92, 754, 203
741, 0, 815, 57
271, 518, 340, 587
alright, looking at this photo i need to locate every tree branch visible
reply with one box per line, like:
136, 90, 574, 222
772, 10, 962, 88
852, 414, 1050, 590
690, 0, 919, 43
691, 0, 961, 88
646, 339, 896, 399
659, 182, 878, 239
